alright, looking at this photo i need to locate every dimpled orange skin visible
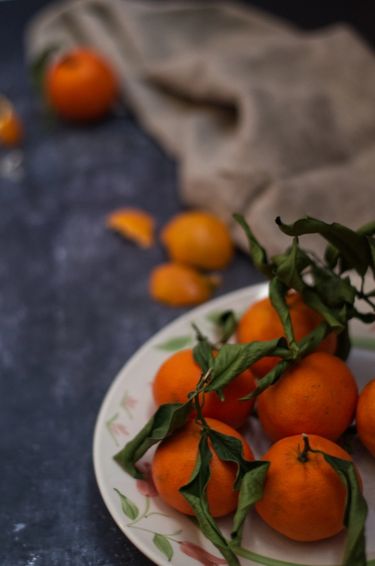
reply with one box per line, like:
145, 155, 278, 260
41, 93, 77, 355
149, 263, 216, 307
161, 211, 234, 270
257, 352, 358, 441
152, 349, 256, 429
45, 49, 118, 122
357, 379, 375, 457
256, 434, 354, 542
236, 294, 337, 378
152, 418, 254, 517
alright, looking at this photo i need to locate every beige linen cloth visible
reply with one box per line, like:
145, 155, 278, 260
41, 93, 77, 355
26, 0, 375, 254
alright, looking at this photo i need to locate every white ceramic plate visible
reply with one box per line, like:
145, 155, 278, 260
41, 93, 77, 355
93, 283, 375, 566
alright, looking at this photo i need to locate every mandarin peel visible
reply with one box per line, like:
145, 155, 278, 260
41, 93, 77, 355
107, 208, 155, 248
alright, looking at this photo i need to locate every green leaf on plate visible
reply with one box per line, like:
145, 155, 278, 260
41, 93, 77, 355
321, 454, 368, 566
153, 533, 173, 561
193, 339, 214, 374
206, 339, 288, 393
155, 336, 192, 352
114, 488, 139, 520
114, 402, 192, 478
269, 278, 298, 355
208, 429, 255, 487
231, 461, 270, 545
180, 431, 240, 566
216, 310, 238, 344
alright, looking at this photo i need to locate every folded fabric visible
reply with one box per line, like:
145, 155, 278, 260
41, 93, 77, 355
26, 0, 375, 254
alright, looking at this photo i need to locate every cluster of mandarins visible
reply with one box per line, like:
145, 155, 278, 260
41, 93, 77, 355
107, 208, 235, 306
150, 293, 375, 543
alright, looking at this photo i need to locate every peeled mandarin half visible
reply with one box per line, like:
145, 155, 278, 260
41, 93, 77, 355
161, 211, 234, 270
107, 208, 155, 248
149, 262, 219, 307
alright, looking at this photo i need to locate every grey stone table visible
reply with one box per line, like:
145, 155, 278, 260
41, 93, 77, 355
0, 1, 373, 565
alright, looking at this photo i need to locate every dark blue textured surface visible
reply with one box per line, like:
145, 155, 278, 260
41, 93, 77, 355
0, 1, 373, 565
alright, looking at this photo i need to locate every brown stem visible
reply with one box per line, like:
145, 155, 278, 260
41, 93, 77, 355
298, 433, 311, 463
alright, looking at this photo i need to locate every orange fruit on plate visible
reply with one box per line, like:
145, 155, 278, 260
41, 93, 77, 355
256, 434, 358, 541
152, 418, 254, 517
45, 48, 119, 122
161, 211, 234, 270
356, 378, 375, 457
236, 293, 337, 377
149, 263, 219, 307
257, 352, 358, 441
152, 349, 256, 428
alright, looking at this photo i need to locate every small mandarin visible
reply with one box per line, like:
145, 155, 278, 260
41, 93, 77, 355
152, 349, 256, 428
161, 211, 234, 270
45, 48, 118, 122
149, 263, 218, 307
256, 434, 358, 541
152, 418, 254, 517
236, 293, 337, 377
0, 96, 23, 147
257, 352, 358, 441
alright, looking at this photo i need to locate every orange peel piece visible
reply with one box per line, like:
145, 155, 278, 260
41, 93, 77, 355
106, 208, 155, 248
149, 262, 220, 307
0, 96, 23, 147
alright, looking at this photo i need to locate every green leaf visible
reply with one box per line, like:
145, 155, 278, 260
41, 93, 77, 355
208, 430, 255, 488
180, 432, 240, 566
245, 322, 333, 400
326, 221, 375, 273
269, 278, 298, 355
231, 462, 270, 545
243, 359, 291, 399
114, 488, 139, 520
193, 339, 214, 374
234, 214, 273, 278
311, 266, 356, 309
156, 336, 192, 352
322, 454, 368, 566
153, 534, 173, 561
114, 402, 192, 478
367, 237, 375, 276
206, 339, 288, 393
276, 216, 370, 277
335, 326, 351, 361
216, 310, 238, 344
273, 238, 311, 292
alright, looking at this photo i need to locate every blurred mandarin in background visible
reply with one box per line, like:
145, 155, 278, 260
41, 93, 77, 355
44, 48, 119, 122
149, 262, 219, 307
0, 96, 23, 147
161, 211, 234, 270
